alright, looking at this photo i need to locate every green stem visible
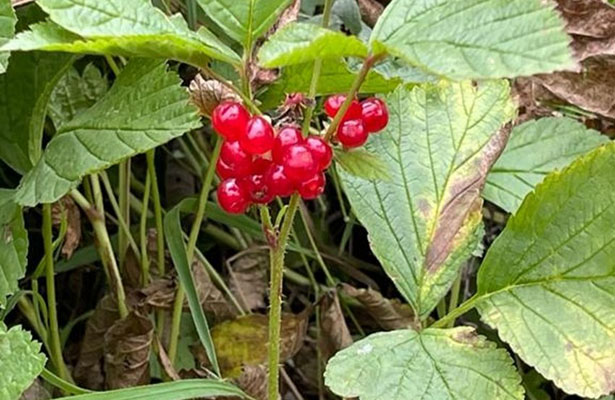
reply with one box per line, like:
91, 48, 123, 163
147, 150, 166, 277
198, 63, 261, 115
267, 193, 300, 400
431, 294, 481, 329
140, 169, 152, 286
118, 159, 131, 268
447, 271, 463, 328
42, 204, 68, 380
71, 189, 129, 319
168, 136, 224, 363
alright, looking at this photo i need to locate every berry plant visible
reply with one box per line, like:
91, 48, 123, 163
0, 0, 613, 400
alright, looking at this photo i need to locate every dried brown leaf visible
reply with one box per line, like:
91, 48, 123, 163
154, 336, 181, 381
12, 0, 34, 6
227, 251, 268, 312
104, 312, 154, 389
51, 196, 81, 259
19, 379, 51, 400
358, 0, 384, 27
319, 291, 353, 361
189, 75, 240, 117
340, 283, 418, 330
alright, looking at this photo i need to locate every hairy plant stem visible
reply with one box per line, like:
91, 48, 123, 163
140, 170, 152, 286
168, 136, 224, 363
71, 189, 129, 319
118, 159, 131, 268
147, 150, 166, 276
42, 204, 69, 380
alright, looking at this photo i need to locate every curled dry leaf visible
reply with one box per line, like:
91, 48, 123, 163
340, 283, 418, 331
51, 196, 81, 259
219, 365, 269, 400
103, 312, 154, 389
358, 0, 385, 27
189, 75, 240, 117
227, 250, 268, 312
319, 291, 353, 361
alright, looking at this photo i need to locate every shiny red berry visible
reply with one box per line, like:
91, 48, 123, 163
337, 119, 368, 148
361, 97, 389, 133
281, 144, 318, 182
217, 178, 250, 214
252, 156, 273, 175
216, 159, 234, 180
242, 174, 274, 204
324, 94, 361, 121
305, 136, 333, 171
220, 140, 253, 177
264, 164, 295, 198
273, 126, 303, 163
240, 116, 275, 155
298, 172, 326, 200
212, 102, 250, 141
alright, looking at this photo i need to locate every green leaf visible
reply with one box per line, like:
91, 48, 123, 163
258, 22, 368, 68
196, 0, 291, 46
0, 0, 16, 73
259, 59, 400, 110
3, 0, 240, 66
55, 379, 247, 400
15, 59, 201, 207
48, 64, 108, 129
331, 0, 362, 35
484, 117, 609, 213
325, 327, 524, 400
0, 190, 27, 308
0, 324, 46, 400
0, 51, 74, 173
164, 198, 220, 376
334, 149, 389, 181
476, 143, 615, 398
339, 81, 515, 318
371, 0, 574, 80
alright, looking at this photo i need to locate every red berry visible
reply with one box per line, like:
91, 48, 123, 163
281, 144, 318, 182
216, 159, 234, 180
273, 126, 303, 163
298, 172, 326, 200
361, 97, 389, 133
220, 140, 253, 177
305, 136, 333, 171
252, 156, 273, 175
217, 178, 250, 214
242, 174, 274, 204
240, 116, 275, 155
337, 119, 369, 148
264, 164, 295, 197
212, 101, 250, 141
324, 94, 361, 121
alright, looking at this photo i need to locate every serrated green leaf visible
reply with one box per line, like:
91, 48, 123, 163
476, 143, 615, 398
371, 0, 574, 80
0, 51, 74, 173
2, 0, 240, 66
0, 190, 27, 308
484, 117, 609, 213
259, 59, 400, 110
0, 324, 46, 400
0, 0, 16, 73
325, 327, 524, 400
258, 23, 368, 68
15, 59, 201, 207
339, 81, 515, 318
55, 379, 247, 400
48, 64, 108, 129
334, 149, 389, 181
196, 0, 291, 46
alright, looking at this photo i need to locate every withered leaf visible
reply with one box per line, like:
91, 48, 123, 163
189, 75, 240, 117
104, 312, 154, 389
228, 251, 268, 312
219, 365, 268, 400
358, 0, 384, 27
319, 291, 353, 361
340, 284, 418, 331
51, 196, 81, 259
19, 379, 51, 400
209, 313, 308, 378
154, 336, 181, 381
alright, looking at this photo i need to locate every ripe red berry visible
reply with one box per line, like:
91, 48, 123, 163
337, 119, 369, 148
264, 164, 295, 197
242, 174, 274, 204
240, 116, 275, 155
298, 172, 326, 199
324, 94, 361, 121
216, 159, 234, 180
251, 156, 273, 175
305, 136, 333, 171
361, 97, 389, 133
217, 178, 250, 214
220, 140, 253, 177
273, 126, 303, 163
212, 101, 250, 141
281, 144, 318, 182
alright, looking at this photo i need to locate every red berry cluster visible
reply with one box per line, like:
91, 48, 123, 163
212, 101, 333, 214
325, 95, 389, 148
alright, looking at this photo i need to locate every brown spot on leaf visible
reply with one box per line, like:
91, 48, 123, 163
319, 291, 353, 361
